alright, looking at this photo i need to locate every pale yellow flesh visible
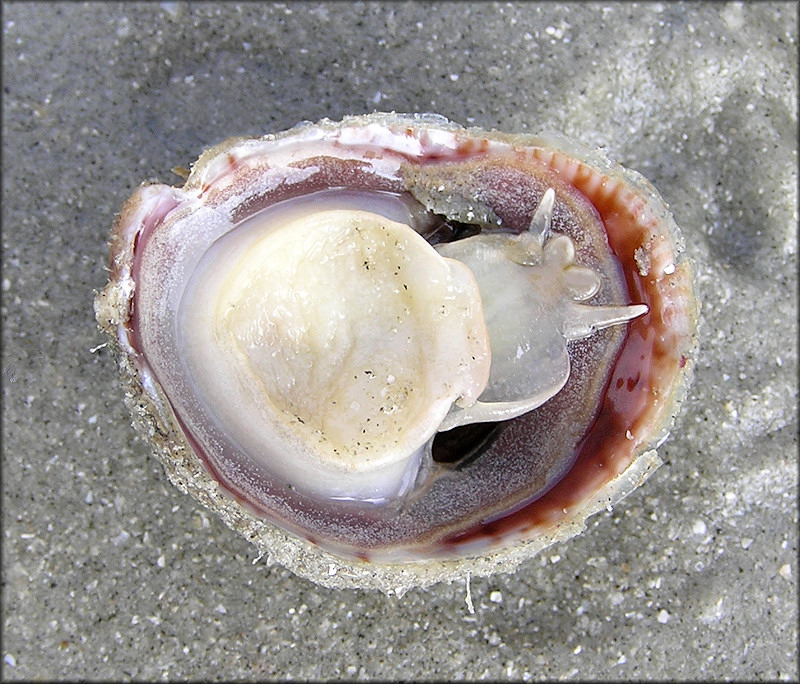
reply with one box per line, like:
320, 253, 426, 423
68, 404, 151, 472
180, 209, 490, 500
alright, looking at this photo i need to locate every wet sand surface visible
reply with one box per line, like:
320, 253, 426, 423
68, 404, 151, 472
3, 2, 796, 680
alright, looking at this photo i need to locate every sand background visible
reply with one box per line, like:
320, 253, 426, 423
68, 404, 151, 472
3, 2, 797, 680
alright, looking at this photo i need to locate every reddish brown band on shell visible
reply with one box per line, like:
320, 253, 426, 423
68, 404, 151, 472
439, 149, 694, 550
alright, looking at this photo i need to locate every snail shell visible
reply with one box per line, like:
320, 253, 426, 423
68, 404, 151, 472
95, 113, 697, 593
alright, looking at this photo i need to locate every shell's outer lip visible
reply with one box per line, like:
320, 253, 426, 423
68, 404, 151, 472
95, 113, 697, 587
184, 114, 513, 200
426, 140, 697, 555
